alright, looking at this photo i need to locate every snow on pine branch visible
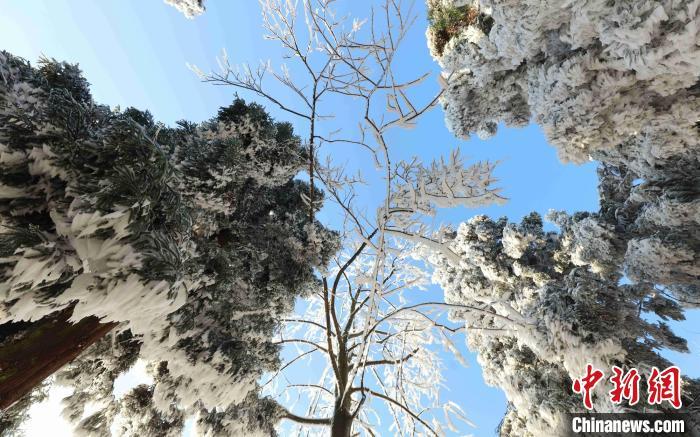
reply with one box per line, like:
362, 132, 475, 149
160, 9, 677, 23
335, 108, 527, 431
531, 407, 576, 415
433, 212, 700, 436
424, 6, 700, 433
425, 0, 699, 301
164, 0, 204, 18
0, 51, 336, 436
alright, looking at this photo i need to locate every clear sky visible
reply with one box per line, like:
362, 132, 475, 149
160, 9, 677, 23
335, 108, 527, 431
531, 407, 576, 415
1, 1, 697, 436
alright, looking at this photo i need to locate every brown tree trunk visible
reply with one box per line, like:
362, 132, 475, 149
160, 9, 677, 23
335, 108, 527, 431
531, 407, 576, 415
0, 305, 116, 410
330, 405, 353, 437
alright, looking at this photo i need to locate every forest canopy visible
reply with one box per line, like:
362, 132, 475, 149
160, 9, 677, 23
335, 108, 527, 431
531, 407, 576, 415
0, 0, 699, 435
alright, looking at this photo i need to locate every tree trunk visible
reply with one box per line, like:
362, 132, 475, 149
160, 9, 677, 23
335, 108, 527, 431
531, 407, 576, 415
0, 305, 117, 410
330, 405, 353, 437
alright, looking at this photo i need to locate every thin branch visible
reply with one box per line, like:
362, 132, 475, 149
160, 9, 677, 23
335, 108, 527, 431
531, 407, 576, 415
281, 410, 332, 426
355, 388, 439, 436
363, 347, 419, 367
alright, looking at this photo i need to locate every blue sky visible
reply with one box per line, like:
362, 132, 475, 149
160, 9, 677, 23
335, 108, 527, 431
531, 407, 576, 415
2, 1, 697, 436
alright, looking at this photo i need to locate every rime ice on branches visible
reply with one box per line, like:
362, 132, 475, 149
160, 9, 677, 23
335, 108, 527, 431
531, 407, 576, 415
0, 51, 336, 435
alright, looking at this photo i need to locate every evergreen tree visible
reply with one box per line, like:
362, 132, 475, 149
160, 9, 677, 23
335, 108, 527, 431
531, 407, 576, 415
426, 0, 699, 302
0, 51, 337, 435
425, 3, 699, 433
433, 184, 700, 435
0, 382, 48, 436
164, 0, 205, 18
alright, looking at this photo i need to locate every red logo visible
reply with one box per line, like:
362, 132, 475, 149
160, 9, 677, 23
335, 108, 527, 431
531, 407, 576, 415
572, 364, 605, 410
647, 366, 682, 409
609, 366, 640, 406
573, 365, 682, 409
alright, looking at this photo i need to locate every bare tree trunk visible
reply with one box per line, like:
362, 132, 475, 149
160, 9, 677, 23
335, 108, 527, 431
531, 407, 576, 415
330, 403, 353, 437
0, 305, 117, 410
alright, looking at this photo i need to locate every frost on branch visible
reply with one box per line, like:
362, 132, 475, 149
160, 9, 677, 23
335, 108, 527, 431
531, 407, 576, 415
426, 0, 700, 299
187, 0, 508, 432
270, 242, 473, 436
433, 209, 700, 436
164, 0, 205, 18
391, 149, 505, 218
427, 0, 700, 165
549, 165, 699, 303
422, 29, 700, 420
0, 51, 337, 434
0, 380, 49, 432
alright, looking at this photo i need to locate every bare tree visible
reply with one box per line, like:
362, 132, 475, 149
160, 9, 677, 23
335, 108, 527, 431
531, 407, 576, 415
195, 0, 511, 435
191, 0, 341, 225
266, 239, 529, 436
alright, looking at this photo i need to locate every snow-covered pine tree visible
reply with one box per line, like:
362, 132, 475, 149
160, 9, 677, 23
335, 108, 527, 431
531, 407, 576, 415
425, 2, 699, 434
0, 51, 337, 435
426, 0, 699, 302
432, 173, 700, 434
0, 380, 48, 436
164, 0, 205, 18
